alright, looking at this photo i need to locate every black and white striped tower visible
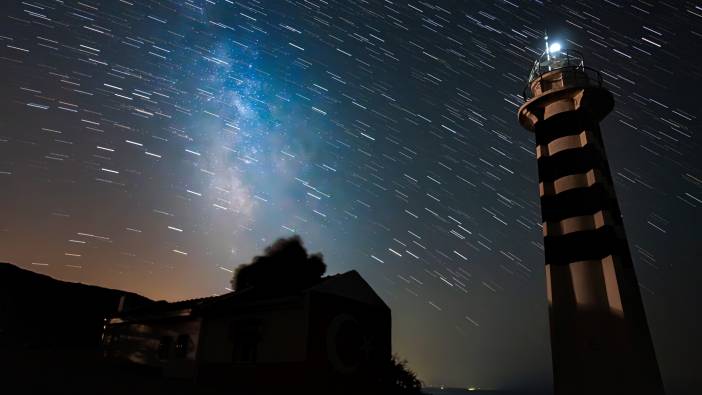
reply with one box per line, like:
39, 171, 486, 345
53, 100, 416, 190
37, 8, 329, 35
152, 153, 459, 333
517, 40, 664, 394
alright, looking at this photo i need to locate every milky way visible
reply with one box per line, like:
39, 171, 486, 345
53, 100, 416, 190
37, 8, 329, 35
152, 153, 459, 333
1, 1, 700, 392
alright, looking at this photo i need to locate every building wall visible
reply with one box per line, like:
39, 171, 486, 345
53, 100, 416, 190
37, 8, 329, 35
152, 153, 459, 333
306, 291, 391, 380
198, 291, 391, 393
198, 301, 308, 364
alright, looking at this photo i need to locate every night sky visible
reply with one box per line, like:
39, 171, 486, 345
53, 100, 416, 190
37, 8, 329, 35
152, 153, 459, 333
1, 0, 700, 392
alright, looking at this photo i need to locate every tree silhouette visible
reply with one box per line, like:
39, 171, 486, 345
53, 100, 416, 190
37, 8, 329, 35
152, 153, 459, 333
230, 235, 326, 292
378, 354, 424, 394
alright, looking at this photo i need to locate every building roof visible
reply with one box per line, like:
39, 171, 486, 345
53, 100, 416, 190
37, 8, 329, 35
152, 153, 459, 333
309, 270, 387, 307
109, 270, 386, 324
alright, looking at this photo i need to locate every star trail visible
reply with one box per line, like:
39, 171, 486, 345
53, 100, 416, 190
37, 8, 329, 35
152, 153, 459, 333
0, 0, 700, 392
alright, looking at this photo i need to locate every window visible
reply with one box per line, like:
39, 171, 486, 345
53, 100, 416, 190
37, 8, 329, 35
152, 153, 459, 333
158, 336, 172, 360
175, 334, 190, 358
229, 321, 261, 364
236, 336, 258, 363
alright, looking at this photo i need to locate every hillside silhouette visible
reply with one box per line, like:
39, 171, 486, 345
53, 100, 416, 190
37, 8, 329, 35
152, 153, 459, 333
0, 262, 152, 349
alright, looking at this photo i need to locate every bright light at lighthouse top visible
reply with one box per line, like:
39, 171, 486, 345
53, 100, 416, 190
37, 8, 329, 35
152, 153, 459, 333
527, 38, 585, 83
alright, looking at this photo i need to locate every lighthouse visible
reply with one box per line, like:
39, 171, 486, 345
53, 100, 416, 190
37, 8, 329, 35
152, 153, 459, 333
517, 39, 665, 394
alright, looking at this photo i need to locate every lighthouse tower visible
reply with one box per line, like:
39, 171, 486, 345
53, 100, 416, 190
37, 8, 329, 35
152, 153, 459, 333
517, 39, 664, 394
